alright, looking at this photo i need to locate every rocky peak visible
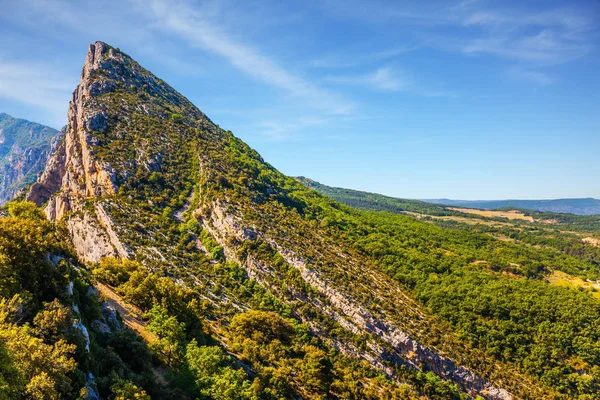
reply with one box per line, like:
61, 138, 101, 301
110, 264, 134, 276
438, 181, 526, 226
82, 41, 114, 81
26, 41, 216, 262
26, 42, 140, 261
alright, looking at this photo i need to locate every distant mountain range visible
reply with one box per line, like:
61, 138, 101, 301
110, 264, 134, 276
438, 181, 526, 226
297, 177, 600, 216
422, 198, 600, 215
0, 113, 63, 204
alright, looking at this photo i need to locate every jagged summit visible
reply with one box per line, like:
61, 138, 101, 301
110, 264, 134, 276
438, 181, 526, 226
28, 41, 216, 220
26, 41, 219, 262
80, 41, 206, 114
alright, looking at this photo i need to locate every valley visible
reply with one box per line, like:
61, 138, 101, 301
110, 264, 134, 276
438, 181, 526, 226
445, 208, 534, 222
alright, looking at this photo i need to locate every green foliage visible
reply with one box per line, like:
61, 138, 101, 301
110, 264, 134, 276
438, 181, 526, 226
110, 380, 151, 400
229, 310, 295, 347
0, 203, 162, 399
199, 229, 224, 260
0, 311, 77, 399
0, 206, 69, 304
170, 113, 184, 122
92, 257, 141, 287
185, 340, 254, 400
148, 305, 186, 368
3, 201, 47, 221
33, 299, 73, 343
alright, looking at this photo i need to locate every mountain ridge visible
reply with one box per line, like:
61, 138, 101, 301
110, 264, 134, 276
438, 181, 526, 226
297, 176, 600, 216
0, 113, 63, 204
26, 41, 517, 399
20, 41, 600, 399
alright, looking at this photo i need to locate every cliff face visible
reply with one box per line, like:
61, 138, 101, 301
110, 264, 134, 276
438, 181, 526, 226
28, 43, 126, 262
0, 113, 63, 204
26, 41, 522, 399
29, 43, 120, 210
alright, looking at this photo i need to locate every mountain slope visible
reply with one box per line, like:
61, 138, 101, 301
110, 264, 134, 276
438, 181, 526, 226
26, 42, 600, 399
0, 113, 63, 204
0, 201, 159, 399
26, 41, 515, 399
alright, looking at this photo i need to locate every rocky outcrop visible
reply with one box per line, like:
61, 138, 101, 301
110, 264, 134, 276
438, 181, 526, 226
64, 211, 117, 263
28, 44, 118, 214
27, 42, 125, 263
0, 113, 63, 204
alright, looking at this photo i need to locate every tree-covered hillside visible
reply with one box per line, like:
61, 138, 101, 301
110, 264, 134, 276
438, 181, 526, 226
18, 41, 600, 399
298, 177, 600, 232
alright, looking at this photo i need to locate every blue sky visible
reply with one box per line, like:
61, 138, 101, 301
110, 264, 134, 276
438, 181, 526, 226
1, 0, 599, 199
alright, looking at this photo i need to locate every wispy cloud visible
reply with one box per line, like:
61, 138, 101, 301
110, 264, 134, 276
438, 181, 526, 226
310, 45, 420, 69
322, 0, 597, 85
366, 67, 413, 91
0, 59, 75, 125
142, 0, 353, 115
461, 11, 593, 66
326, 67, 413, 92
325, 66, 456, 97
507, 67, 555, 86
256, 116, 329, 141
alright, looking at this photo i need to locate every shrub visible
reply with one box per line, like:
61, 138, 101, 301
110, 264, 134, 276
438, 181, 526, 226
92, 258, 142, 287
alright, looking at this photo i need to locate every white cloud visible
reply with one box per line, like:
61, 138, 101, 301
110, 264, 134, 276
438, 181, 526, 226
507, 67, 555, 86
0, 60, 75, 125
257, 116, 328, 141
323, 1, 596, 84
142, 0, 353, 115
458, 5, 594, 69
463, 24, 591, 65
326, 67, 413, 92
366, 67, 412, 91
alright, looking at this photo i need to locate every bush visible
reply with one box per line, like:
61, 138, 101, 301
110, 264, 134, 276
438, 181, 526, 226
170, 113, 184, 122
92, 258, 142, 287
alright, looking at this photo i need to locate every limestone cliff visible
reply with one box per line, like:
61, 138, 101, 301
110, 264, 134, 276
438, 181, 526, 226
28, 42, 124, 262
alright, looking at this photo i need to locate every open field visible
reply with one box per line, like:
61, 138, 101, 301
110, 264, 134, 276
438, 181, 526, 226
449, 207, 534, 221
583, 237, 600, 247
547, 270, 600, 299
405, 211, 520, 228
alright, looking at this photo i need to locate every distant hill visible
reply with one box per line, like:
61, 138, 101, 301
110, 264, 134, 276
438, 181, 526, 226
0, 113, 63, 204
295, 177, 600, 216
297, 177, 600, 231
295, 176, 452, 215
423, 198, 600, 215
